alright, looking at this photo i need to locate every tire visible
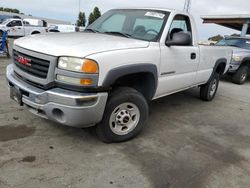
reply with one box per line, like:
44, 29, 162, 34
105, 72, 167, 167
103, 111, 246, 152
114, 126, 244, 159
96, 87, 149, 143
200, 73, 220, 101
232, 65, 248, 85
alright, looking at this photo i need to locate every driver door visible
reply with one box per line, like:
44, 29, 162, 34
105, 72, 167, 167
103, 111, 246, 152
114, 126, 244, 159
7, 20, 24, 37
155, 14, 199, 98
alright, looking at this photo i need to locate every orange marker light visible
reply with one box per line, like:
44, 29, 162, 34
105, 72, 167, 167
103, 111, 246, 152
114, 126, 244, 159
82, 59, 99, 74
80, 78, 93, 85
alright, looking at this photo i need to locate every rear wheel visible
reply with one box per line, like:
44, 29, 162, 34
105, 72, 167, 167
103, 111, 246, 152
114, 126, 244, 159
232, 65, 248, 85
200, 73, 220, 101
96, 87, 149, 143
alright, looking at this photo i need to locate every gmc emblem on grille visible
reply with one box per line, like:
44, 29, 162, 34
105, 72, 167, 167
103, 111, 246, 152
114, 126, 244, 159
17, 56, 32, 67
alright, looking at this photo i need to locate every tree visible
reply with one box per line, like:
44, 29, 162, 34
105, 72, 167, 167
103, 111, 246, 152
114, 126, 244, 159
93, 7, 101, 20
88, 12, 95, 25
77, 11, 86, 27
88, 7, 101, 25
0, 7, 20, 14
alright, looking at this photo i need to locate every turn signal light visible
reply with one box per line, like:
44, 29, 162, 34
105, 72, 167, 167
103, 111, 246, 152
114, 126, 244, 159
80, 78, 93, 85
82, 59, 99, 74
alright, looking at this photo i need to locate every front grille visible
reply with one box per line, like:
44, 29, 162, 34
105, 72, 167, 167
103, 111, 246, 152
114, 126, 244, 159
13, 50, 50, 79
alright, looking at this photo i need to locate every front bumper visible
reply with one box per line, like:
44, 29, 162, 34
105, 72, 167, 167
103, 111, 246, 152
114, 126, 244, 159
6, 64, 108, 128
228, 61, 241, 73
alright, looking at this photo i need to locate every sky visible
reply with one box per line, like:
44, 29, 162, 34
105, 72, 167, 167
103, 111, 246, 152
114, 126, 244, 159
0, 0, 249, 40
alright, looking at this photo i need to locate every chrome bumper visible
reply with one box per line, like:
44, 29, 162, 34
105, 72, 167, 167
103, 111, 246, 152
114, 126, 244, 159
228, 61, 240, 73
6, 64, 108, 128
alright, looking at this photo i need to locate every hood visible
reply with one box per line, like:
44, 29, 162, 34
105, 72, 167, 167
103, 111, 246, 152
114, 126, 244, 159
232, 47, 250, 55
14, 32, 150, 57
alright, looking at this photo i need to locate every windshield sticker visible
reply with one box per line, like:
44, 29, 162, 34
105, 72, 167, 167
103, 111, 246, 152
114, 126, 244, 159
145, 12, 165, 19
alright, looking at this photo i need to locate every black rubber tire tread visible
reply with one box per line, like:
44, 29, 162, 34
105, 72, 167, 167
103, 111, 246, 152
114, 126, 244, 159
232, 65, 248, 85
200, 73, 220, 101
96, 87, 149, 143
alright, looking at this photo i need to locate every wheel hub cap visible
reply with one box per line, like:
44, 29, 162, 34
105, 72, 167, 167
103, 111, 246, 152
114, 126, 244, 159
116, 110, 131, 125
109, 103, 140, 136
210, 79, 217, 96
241, 74, 247, 81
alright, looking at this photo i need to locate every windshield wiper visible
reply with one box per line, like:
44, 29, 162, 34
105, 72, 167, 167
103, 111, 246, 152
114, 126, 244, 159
84, 28, 100, 33
103, 31, 132, 38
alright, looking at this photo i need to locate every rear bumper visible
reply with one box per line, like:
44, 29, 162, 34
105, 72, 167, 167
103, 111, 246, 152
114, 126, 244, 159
6, 64, 108, 128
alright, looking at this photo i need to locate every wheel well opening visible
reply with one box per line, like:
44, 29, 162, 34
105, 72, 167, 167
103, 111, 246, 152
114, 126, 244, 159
242, 60, 250, 69
216, 63, 226, 75
111, 72, 156, 101
31, 31, 40, 35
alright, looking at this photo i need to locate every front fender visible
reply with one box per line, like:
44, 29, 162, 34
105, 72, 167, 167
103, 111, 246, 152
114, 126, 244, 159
102, 63, 158, 88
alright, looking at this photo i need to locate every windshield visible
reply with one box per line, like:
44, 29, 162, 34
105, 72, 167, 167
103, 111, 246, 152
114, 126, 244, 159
86, 9, 169, 42
216, 38, 250, 50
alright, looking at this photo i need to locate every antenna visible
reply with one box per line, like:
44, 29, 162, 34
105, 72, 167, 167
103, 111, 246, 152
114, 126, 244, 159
184, 0, 191, 13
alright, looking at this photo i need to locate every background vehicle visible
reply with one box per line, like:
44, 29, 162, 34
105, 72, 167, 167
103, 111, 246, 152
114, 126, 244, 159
0, 18, 48, 37
217, 36, 250, 84
49, 24, 76, 32
23, 18, 47, 27
6, 8, 232, 143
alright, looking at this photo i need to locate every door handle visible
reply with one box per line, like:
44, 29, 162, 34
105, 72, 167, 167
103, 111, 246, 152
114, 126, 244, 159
191, 53, 196, 60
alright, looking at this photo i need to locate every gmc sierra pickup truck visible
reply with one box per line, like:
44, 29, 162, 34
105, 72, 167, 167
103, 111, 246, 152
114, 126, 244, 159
6, 8, 232, 142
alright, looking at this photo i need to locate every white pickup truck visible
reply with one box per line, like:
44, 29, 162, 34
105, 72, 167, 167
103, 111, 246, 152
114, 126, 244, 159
6, 8, 232, 142
0, 18, 47, 37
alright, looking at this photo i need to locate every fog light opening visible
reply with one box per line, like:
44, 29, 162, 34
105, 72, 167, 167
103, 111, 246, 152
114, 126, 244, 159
52, 108, 66, 123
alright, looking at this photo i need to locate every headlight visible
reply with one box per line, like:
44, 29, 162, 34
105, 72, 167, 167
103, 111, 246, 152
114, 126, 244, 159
57, 75, 93, 85
232, 56, 242, 62
58, 57, 99, 74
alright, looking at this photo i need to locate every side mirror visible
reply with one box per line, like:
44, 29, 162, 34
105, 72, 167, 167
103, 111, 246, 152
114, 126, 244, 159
166, 32, 192, 46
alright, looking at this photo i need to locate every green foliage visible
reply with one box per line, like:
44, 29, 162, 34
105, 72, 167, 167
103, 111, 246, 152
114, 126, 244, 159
88, 13, 95, 25
0, 7, 20, 14
77, 11, 86, 27
88, 7, 101, 25
93, 7, 101, 20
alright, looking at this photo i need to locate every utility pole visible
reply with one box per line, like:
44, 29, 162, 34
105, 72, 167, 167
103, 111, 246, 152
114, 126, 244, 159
78, 0, 81, 13
184, 0, 191, 13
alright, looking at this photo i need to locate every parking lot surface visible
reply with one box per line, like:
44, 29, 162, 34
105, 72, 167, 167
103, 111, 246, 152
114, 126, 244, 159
1, 56, 250, 188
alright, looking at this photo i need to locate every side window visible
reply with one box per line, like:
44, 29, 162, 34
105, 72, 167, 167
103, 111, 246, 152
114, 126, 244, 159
15, 21, 22, 26
101, 14, 126, 32
7, 20, 22, 27
168, 15, 192, 44
7, 21, 14, 27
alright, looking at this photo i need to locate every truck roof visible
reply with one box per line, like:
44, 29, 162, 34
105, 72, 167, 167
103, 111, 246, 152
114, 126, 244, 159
114, 7, 191, 16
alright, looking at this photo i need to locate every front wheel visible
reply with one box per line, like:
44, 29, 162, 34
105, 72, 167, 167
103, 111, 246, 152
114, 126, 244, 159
96, 87, 149, 143
232, 65, 248, 85
200, 73, 220, 101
